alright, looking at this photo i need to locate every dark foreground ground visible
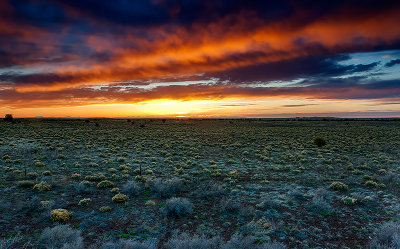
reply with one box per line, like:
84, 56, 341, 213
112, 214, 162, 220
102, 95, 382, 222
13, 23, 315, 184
1, 118, 400, 248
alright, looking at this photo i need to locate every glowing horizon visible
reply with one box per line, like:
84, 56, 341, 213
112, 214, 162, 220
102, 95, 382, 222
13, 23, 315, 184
3, 96, 400, 118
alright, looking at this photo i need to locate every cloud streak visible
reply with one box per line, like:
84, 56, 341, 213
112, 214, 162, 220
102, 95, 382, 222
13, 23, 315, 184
1, 78, 400, 109
385, 59, 400, 67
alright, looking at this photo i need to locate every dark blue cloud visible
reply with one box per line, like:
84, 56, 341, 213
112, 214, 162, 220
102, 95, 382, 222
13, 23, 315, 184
58, 0, 169, 27
10, 0, 69, 27
385, 59, 400, 67
0, 51, 383, 88
292, 77, 400, 99
52, 0, 293, 27
5, 0, 397, 29
363, 79, 400, 90
209, 54, 379, 83
0, 72, 76, 86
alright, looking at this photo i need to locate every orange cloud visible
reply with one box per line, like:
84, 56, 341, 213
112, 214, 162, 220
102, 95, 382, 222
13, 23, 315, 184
2, 4, 398, 93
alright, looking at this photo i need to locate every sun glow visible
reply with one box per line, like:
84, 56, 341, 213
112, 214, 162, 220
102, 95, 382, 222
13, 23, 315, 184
2, 96, 400, 118
135, 99, 215, 116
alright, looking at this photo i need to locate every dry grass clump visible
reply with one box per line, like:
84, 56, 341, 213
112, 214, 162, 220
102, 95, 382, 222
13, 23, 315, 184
97, 180, 115, 189
85, 173, 106, 182
364, 180, 385, 188
40, 224, 83, 249
119, 164, 130, 170
78, 198, 92, 206
164, 233, 286, 249
161, 197, 193, 218
368, 222, 400, 249
108, 168, 118, 173
112, 193, 129, 203
195, 182, 227, 200
88, 238, 157, 249
71, 173, 81, 180
4, 166, 13, 172
0, 236, 24, 249
27, 171, 38, 179
2, 155, 11, 160
110, 187, 119, 193
41, 200, 52, 209
221, 198, 243, 213
341, 196, 357, 205
35, 160, 46, 167
329, 181, 348, 191
50, 209, 73, 223
42, 171, 52, 176
80, 180, 92, 185
33, 181, 52, 191
145, 200, 156, 206
99, 206, 112, 213
151, 178, 183, 198
122, 181, 142, 196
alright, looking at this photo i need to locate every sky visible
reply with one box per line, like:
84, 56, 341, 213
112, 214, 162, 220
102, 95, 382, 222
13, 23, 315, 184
1, 0, 400, 118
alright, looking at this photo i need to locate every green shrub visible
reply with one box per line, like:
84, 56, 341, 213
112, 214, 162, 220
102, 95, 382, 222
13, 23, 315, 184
27, 172, 38, 179
135, 175, 147, 181
85, 173, 106, 182
355, 164, 370, 170
378, 169, 387, 175
378, 183, 386, 188
363, 175, 373, 180
145, 200, 156, 206
3, 114, 13, 122
119, 164, 130, 170
33, 181, 52, 191
71, 173, 81, 180
43, 171, 52, 176
352, 170, 363, 175
78, 198, 92, 206
313, 137, 327, 147
35, 161, 46, 167
108, 168, 117, 173
364, 180, 378, 188
112, 193, 129, 203
341, 196, 356, 205
99, 206, 113, 213
41, 200, 51, 208
17, 180, 35, 188
4, 166, 13, 172
329, 181, 348, 191
110, 187, 119, 193
97, 180, 114, 189
80, 180, 91, 186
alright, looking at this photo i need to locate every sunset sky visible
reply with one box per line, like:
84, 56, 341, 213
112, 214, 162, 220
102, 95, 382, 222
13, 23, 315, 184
1, 0, 400, 117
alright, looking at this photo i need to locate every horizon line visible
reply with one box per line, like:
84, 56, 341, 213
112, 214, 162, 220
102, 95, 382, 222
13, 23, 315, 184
6, 116, 400, 120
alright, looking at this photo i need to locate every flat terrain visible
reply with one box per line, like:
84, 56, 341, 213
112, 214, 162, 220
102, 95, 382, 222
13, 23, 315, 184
1, 119, 400, 248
